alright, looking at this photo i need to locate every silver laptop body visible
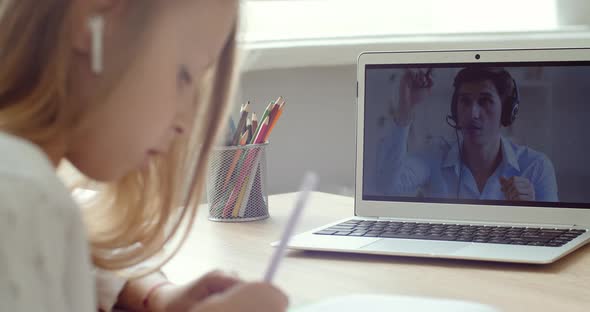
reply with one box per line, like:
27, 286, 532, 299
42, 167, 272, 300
287, 48, 590, 264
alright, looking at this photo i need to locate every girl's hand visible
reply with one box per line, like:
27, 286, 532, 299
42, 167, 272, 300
149, 270, 242, 312
189, 281, 289, 312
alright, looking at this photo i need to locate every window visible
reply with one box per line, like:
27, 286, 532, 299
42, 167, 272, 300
241, 0, 560, 43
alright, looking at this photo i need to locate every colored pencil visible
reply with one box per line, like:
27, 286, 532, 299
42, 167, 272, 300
231, 102, 250, 145
251, 97, 281, 144
254, 116, 270, 144
222, 131, 249, 190
236, 151, 263, 217
251, 112, 258, 139
264, 101, 285, 141
245, 117, 252, 143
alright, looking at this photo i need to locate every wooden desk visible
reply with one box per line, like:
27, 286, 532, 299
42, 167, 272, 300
163, 192, 590, 312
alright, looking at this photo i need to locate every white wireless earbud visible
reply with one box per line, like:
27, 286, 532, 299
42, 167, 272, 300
88, 15, 104, 74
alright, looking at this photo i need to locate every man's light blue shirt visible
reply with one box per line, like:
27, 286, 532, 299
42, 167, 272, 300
375, 123, 559, 201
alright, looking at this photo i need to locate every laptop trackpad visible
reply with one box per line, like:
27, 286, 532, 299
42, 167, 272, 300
360, 238, 467, 256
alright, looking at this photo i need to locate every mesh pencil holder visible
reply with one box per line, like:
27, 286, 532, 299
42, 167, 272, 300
206, 142, 269, 222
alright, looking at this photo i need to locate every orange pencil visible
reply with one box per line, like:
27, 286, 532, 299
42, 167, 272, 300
268, 97, 284, 125
264, 101, 285, 141
268, 102, 280, 125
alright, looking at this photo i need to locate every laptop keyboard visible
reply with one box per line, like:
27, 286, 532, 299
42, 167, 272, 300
313, 220, 587, 247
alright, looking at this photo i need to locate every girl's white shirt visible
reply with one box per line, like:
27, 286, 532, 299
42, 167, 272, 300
0, 131, 128, 312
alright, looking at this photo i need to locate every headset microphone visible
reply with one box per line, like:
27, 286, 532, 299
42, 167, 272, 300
446, 115, 462, 130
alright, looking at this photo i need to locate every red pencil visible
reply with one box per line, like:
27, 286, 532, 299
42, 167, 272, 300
254, 117, 270, 144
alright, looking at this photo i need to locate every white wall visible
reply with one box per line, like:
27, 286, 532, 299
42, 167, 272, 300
557, 0, 590, 27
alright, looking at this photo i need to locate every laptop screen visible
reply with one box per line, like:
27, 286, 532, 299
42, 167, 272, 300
362, 61, 590, 209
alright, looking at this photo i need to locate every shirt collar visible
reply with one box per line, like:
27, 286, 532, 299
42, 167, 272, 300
442, 136, 520, 174
500, 136, 520, 172
442, 140, 461, 175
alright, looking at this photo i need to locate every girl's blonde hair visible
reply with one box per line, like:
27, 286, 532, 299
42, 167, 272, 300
0, 1, 237, 272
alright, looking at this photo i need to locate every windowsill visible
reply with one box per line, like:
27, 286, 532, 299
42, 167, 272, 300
239, 28, 590, 72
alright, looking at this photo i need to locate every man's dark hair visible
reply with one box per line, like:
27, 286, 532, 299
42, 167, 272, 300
451, 67, 519, 127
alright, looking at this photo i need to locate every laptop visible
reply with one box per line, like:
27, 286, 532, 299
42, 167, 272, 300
286, 48, 590, 264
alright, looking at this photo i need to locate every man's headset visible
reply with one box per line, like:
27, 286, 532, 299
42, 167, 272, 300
446, 68, 520, 129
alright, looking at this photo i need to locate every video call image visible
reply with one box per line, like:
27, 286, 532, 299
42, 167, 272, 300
362, 62, 590, 208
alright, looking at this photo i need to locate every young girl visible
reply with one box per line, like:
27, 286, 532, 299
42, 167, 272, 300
0, 0, 288, 311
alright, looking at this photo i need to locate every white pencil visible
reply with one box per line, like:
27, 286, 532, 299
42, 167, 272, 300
263, 172, 319, 282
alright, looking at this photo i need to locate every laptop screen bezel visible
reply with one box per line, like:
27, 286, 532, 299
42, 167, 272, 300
355, 48, 590, 227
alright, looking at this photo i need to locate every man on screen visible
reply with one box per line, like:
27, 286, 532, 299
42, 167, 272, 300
376, 67, 558, 202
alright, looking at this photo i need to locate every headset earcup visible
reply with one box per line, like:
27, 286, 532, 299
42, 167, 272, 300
502, 79, 520, 126
510, 100, 519, 125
